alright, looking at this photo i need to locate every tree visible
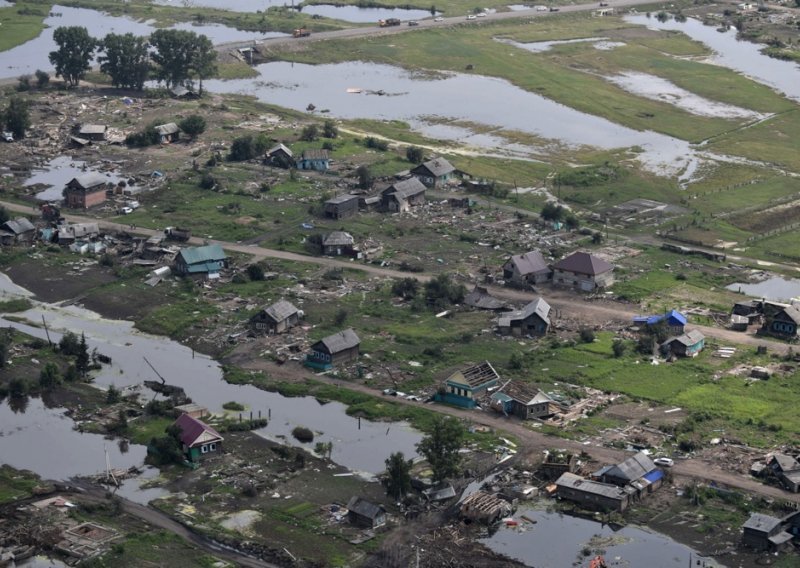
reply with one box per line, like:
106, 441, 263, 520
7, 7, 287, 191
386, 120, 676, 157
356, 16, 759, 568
98, 33, 150, 90
406, 146, 424, 164
17, 75, 31, 92
188, 32, 217, 96
39, 363, 61, 390
150, 29, 216, 94
356, 165, 373, 189
322, 119, 338, 139
3, 97, 31, 139
579, 328, 595, 343
59, 331, 81, 356
540, 202, 565, 222
179, 115, 206, 139
106, 384, 121, 403
75, 333, 90, 377
612, 339, 626, 358
424, 273, 465, 310
35, 70, 50, 88
301, 124, 319, 142
246, 264, 265, 281
0, 333, 8, 369
0, 206, 9, 225
384, 451, 413, 500
49, 26, 96, 87
229, 135, 258, 161
564, 212, 580, 230
391, 277, 418, 300
416, 416, 465, 482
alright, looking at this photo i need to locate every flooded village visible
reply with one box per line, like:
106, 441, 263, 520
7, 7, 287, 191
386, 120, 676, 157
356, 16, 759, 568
1, 0, 800, 566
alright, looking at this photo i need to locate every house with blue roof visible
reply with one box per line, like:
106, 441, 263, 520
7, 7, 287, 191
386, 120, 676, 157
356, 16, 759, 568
175, 244, 227, 277
633, 309, 687, 336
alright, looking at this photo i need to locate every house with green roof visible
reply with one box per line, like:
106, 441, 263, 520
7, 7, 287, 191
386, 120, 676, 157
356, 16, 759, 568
175, 244, 227, 277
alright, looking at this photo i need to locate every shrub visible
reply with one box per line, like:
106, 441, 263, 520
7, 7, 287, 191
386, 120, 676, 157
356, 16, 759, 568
579, 328, 595, 343
16, 75, 32, 92
391, 277, 418, 299
199, 172, 217, 190
222, 401, 245, 411
179, 115, 206, 138
406, 146, 424, 163
246, 264, 265, 281
334, 308, 349, 326
322, 120, 338, 139
35, 69, 50, 88
612, 339, 626, 358
292, 426, 314, 443
106, 384, 121, 403
363, 136, 388, 151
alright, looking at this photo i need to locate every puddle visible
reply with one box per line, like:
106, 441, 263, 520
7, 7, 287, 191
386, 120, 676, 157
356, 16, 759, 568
482, 503, 722, 567
607, 71, 766, 119
726, 276, 800, 302
205, 60, 702, 177
496, 36, 608, 53
23, 155, 133, 201
0, 5, 286, 79
593, 40, 626, 50
625, 15, 800, 102
301, 5, 437, 23
0, 279, 422, 475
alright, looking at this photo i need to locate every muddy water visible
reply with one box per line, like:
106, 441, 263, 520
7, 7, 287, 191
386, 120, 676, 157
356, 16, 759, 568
0, 5, 286, 79
302, 5, 435, 23
482, 504, 721, 567
496, 36, 608, 53
625, 15, 800, 102
726, 277, 800, 302
24, 156, 134, 201
153, 0, 290, 10
0, 280, 421, 475
204, 61, 700, 177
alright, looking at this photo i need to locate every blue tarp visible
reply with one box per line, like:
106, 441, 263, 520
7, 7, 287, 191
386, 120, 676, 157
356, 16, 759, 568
644, 469, 664, 483
633, 310, 687, 327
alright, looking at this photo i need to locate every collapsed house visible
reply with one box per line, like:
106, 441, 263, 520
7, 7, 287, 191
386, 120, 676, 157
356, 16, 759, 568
767, 454, 800, 493
324, 194, 359, 220
555, 472, 632, 513
154, 122, 180, 143
464, 285, 507, 311
434, 361, 500, 409
459, 490, 513, 524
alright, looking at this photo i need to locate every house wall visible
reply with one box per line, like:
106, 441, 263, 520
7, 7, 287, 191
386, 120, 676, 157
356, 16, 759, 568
186, 441, 221, 462
298, 159, 329, 171
250, 313, 298, 334
742, 528, 777, 551
323, 244, 354, 257
770, 318, 798, 336
557, 485, 627, 512
325, 199, 359, 219
65, 188, 107, 209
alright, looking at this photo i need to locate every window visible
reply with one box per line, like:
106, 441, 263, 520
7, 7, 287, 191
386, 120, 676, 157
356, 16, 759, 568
209, 443, 216, 452
201, 444, 208, 454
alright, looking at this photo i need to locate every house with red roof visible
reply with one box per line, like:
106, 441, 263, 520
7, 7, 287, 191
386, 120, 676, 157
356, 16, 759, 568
551, 251, 614, 292
173, 413, 224, 462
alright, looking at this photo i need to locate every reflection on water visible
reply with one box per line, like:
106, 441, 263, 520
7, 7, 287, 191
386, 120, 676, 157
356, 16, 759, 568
726, 276, 800, 302
153, 0, 292, 11
302, 5, 435, 23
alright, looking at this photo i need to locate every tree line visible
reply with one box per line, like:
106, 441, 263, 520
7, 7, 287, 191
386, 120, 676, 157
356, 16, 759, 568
48, 26, 217, 93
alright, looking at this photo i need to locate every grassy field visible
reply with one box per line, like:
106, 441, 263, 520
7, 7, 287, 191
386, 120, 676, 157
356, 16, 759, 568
0, 464, 39, 504
0, 2, 51, 52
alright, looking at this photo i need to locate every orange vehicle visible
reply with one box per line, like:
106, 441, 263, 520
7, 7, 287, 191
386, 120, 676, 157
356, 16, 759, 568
378, 18, 401, 27
292, 28, 311, 38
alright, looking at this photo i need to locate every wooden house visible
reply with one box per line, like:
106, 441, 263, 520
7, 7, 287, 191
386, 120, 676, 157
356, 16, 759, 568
497, 297, 551, 336
77, 124, 107, 141
459, 491, 512, 524
742, 513, 794, 551
502, 251, 551, 286
661, 329, 705, 358
632, 309, 687, 336
305, 328, 360, 370
767, 454, 800, 493
435, 361, 499, 408
324, 194, 359, 220
596, 452, 658, 486
0, 217, 36, 245
173, 403, 209, 420
174, 244, 227, 277
265, 143, 294, 169
296, 149, 330, 171
64, 173, 109, 209
346, 496, 386, 529
322, 231, 356, 256
551, 252, 614, 291
490, 381, 557, 420
381, 178, 426, 213
155, 123, 180, 143
250, 300, 301, 334
411, 157, 455, 188
173, 413, 223, 462
555, 472, 631, 512
764, 306, 800, 338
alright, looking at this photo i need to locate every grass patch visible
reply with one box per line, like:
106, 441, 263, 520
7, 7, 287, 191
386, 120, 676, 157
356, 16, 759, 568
708, 110, 800, 174
0, 465, 39, 504
128, 416, 174, 445
0, 2, 52, 53
0, 298, 33, 313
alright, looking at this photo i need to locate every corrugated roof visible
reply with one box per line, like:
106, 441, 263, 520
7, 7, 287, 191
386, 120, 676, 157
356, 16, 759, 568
178, 244, 227, 266
155, 122, 180, 135
777, 306, 800, 325
556, 472, 628, 500
264, 300, 299, 323
267, 143, 293, 157
326, 193, 358, 205
604, 452, 656, 482
743, 513, 782, 533
770, 454, 800, 472
318, 328, 360, 354
500, 297, 551, 327
2, 218, 35, 234
448, 361, 500, 388
387, 177, 426, 199
552, 251, 613, 276
301, 149, 329, 161
347, 496, 384, 520
78, 124, 106, 135
174, 413, 223, 448
414, 157, 455, 177
506, 251, 550, 276
68, 172, 108, 190
665, 329, 705, 348
323, 231, 354, 247
499, 380, 553, 406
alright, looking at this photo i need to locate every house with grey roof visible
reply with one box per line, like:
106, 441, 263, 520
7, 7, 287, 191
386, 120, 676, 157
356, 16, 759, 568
503, 251, 552, 286
381, 178, 426, 213
0, 217, 36, 245
265, 143, 294, 168
555, 472, 632, 512
411, 157, 455, 187
742, 513, 795, 551
155, 122, 180, 143
661, 329, 705, 358
595, 452, 663, 497
322, 231, 356, 257
77, 124, 107, 141
346, 496, 386, 529
64, 173, 109, 209
306, 328, 360, 369
324, 194, 359, 220
490, 380, 558, 420
250, 300, 302, 335
296, 148, 330, 171
435, 361, 500, 409
765, 305, 800, 339
497, 297, 551, 337
551, 251, 614, 291
768, 454, 800, 493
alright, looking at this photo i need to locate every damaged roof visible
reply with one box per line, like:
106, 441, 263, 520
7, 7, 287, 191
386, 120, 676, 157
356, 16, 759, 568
347, 496, 384, 520
552, 251, 614, 276
663, 329, 705, 347
316, 328, 360, 354
776, 306, 800, 325
464, 286, 506, 310
743, 513, 782, 533
323, 231, 354, 247
301, 149, 329, 161
556, 472, 629, 500
604, 452, 656, 482
447, 361, 500, 389
499, 381, 553, 406
2, 217, 35, 234
505, 251, 550, 276
178, 244, 227, 265
326, 193, 358, 205
413, 157, 455, 177
78, 124, 106, 135
263, 300, 299, 323
499, 297, 551, 327
267, 143, 293, 157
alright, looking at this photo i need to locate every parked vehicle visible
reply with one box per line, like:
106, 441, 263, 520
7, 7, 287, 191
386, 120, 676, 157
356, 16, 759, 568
379, 18, 401, 27
408, 20, 419, 26
125, 200, 140, 210
118, 206, 133, 215
477, 12, 487, 17
293, 28, 311, 38
549, 7, 560, 11
2, 131, 13, 143
654, 457, 674, 467
466, 14, 476, 20
164, 226, 192, 241
434, 16, 444, 21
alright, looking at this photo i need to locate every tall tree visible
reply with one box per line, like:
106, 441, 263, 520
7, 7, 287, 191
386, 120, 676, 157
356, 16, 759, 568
75, 332, 90, 377
48, 26, 96, 87
189, 33, 217, 96
416, 416, 465, 482
384, 452, 413, 500
39, 363, 61, 390
150, 29, 195, 89
3, 96, 30, 139
98, 33, 150, 90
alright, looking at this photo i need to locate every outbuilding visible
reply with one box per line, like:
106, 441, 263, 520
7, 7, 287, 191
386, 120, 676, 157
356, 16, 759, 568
324, 194, 359, 220
155, 123, 180, 143
661, 329, 705, 358
346, 496, 386, 529
250, 300, 302, 334
305, 328, 361, 369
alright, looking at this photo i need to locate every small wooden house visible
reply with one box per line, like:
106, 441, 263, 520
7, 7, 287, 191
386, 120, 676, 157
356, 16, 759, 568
296, 149, 330, 171
250, 300, 301, 334
174, 403, 209, 420
265, 143, 294, 168
155, 123, 180, 143
324, 194, 359, 220
346, 496, 386, 529
497, 297, 551, 336
0, 217, 36, 245
765, 306, 800, 338
491, 381, 557, 419
381, 178, 426, 213
596, 452, 659, 489
173, 413, 223, 462
305, 328, 360, 369
411, 157, 455, 188
551, 252, 614, 291
77, 124, 107, 141
555, 472, 630, 512
742, 513, 793, 551
435, 361, 499, 408
322, 231, 356, 257
502, 251, 552, 286
661, 329, 705, 358
64, 173, 109, 209
175, 244, 227, 277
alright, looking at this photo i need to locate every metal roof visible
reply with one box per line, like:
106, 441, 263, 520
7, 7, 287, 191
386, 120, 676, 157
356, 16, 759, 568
155, 122, 180, 135
178, 244, 227, 266
301, 149, 329, 161
664, 329, 705, 348
413, 157, 455, 177
174, 413, 223, 448
770, 454, 800, 472
2, 218, 35, 234
78, 124, 106, 135
317, 328, 360, 354
323, 231, 354, 247
604, 452, 656, 482
499, 297, 551, 327
743, 513, 782, 533
499, 381, 553, 406
68, 172, 109, 190
267, 143, 293, 157
552, 251, 613, 276
777, 306, 800, 325
326, 193, 358, 205
556, 472, 628, 500
386, 177, 426, 199
505, 251, 550, 276
263, 300, 299, 323
347, 496, 384, 520
447, 361, 500, 389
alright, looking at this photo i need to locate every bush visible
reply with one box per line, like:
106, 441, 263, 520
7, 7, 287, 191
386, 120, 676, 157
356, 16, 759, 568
106, 384, 121, 403
125, 124, 160, 147
334, 308, 348, 326
612, 339, 626, 358
292, 426, 314, 443
322, 120, 338, 139
246, 264, 265, 281
35, 69, 50, 88
199, 172, 217, 190
579, 328, 595, 343
406, 146, 424, 163
541, 202, 565, 222
301, 124, 319, 141
391, 277, 418, 299
356, 165, 373, 189
508, 351, 524, 370
179, 115, 206, 138
363, 136, 388, 151
222, 401, 245, 411
16, 75, 32, 92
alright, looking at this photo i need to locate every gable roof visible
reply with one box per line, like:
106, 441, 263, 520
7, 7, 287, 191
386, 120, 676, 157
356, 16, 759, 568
266, 143, 293, 157
386, 177, 426, 199
316, 328, 360, 354
174, 413, 223, 448
664, 329, 705, 347
447, 361, 500, 389
323, 231, 354, 247
556, 472, 628, 500
634, 309, 687, 327
776, 306, 800, 325
67, 172, 108, 190
743, 513, 782, 533
347, 496, 384, 520
505, 251, 550, 276
500, 380, 553, 406
155, 122, 180, 135
499, 297, 551, 327
552, 251, 613, 276
2, 218, 35, 235
413, 157, 455, 178
301, 149, 329, 161
770, 453, 800, 472
464, 286, 506, 310
603, 451, 656, 482
263, 300, 299, 323
325, 193, 358, 205
178, 244, 227, 266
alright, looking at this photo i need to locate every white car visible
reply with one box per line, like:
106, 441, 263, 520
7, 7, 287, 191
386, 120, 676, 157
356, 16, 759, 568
2, 131, 13, 143
535, 5, 548, 10
119, 206, 134, 215
654, 457, 674, 467
477, 12, 487, 17
434, 16, 444, 21
466, 14, 476, 20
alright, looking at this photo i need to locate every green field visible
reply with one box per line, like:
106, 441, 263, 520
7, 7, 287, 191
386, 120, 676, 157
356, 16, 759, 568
0, 2, 51, 52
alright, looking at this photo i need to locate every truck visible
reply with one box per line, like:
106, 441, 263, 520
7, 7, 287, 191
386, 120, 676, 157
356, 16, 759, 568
164, 227, 192, 242
379, 18, 401, 27
292, 28, 311, 38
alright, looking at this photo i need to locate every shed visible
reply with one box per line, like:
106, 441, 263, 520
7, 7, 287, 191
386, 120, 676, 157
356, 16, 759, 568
411, 157, 455, 187
250, 300, 301, 334
64, 173, 109, 209
346, 496, 386, 528
436, 361, 499, 408
175, 244, 227, 276
661, 329, 705, 358
742, 513, 791, 551
497, 297, 551, 337
306, 328, 360, 369
0, 217, 36, 245
155, 123, 180, 143
174, 403, 209, 419
381, 178, 426, 213
551, 251, 614, 291
322, 231, 356, 257
265, 143, 294, 168
78, 124, 107, 141
555, 472, 630, 512
297, 148, 330, 171
324, 194, 359, 220
173, 413, 223, 462
502, 251, 552, 286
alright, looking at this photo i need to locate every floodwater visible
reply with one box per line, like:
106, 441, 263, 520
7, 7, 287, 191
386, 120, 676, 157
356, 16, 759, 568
607, 72, 766, 120
204, 60, 701, 177
0, 5, 286, 79
726, 276, 800, 302
302, 5, 436, 23
153, 0, 290, 11
24, 155, 132, 201
496, 36, 608, 53
625, 15, 800, 102
482, 504, 721, 567
0, 279, 422, 476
